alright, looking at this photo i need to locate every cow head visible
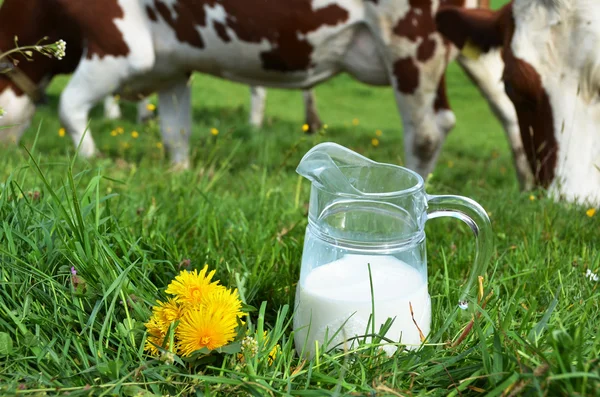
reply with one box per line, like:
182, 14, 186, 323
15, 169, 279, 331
0, 0, 81, 144
436, 1, 600, 206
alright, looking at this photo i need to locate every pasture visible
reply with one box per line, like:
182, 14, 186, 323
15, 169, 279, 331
1, 4, 599, 396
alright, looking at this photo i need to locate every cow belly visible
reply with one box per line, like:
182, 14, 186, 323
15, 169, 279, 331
341, 25, 390, 86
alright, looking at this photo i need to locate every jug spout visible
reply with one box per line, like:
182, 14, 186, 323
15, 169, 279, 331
296, 142, 374, 195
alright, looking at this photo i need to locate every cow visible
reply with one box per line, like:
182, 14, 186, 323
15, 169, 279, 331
0, 0, 533, 188
102, 87, 323, 131
436, 0, 600, 205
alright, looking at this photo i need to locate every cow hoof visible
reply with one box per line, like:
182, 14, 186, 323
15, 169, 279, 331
169, 160, 190, 172
304, 120, 323, 134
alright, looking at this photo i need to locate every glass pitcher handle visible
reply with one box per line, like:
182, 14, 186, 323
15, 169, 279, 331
426, 194, 493, 305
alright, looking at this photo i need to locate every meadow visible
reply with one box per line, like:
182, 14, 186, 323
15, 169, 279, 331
1, 2, 599, 395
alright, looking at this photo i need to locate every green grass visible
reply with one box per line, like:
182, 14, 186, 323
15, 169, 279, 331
1, 6, 599, 396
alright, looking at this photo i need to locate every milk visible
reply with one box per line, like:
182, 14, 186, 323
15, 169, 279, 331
293, 254, 431, 357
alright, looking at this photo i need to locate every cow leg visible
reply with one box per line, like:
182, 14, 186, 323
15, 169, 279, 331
59, 61, 118, 157
303, 90, 323, 133
137, 97, 154, 124
457, 51, 535, 190
249, 86, 267, 128
158, 77, 192, 170
104, 96, 122, 120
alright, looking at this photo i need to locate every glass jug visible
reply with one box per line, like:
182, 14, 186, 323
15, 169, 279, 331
293, 142, 492, 357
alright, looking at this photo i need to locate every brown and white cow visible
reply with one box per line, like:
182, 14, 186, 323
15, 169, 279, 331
0, 0, 532, 187
436, 0, 600, 205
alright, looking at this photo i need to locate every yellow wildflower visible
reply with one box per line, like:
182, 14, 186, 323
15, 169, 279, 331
176, 301, 239, 355
375, 129, 382, 137
210, 128, 219, 136
156, 142, 163, 149
165, 266, 222, 306
587, 208, 596, 218
110, 130, 118, 137
323, 124, 328, 130
263, 331, 280, 365
146, 103, 156, 112
302, 124, 309, 132
144, 316, 171, 356
131, 131, 139, 139
352, 118, 359, 126
371, 138, 379, 147
58, 128, 66, 137
117, 127, 124, 135
152, 297, 183, 326
447, 160, 454, 168
529, 195, 536, 201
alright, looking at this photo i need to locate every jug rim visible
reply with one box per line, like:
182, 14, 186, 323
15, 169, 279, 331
297, 142, 426, 198
311, 162, 425, 198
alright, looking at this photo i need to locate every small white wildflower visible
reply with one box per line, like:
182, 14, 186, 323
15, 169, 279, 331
35, 45, 42, 51
240, 336, 258, 356
586, 269, 599, 282
458, 300, 469, 310
53, 39, 66, 60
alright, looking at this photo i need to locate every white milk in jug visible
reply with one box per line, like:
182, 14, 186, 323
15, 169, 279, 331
293, 254, 431, 357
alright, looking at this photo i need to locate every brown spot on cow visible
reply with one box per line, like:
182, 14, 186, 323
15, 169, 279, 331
502, 46, 557, 185
417, 35, 436, 62
498, 5, 557, 186
439, 0, 466, 7
434, 74, 450, 111
393, 57, 419, 94
146, 5, 158, 21
153, 0, 206, 48
393, 0, 434, 42
147, 0, 349, 72
213, 21, 231, 42
59, 0, 130, 59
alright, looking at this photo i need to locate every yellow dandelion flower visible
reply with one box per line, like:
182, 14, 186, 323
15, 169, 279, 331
262, 331, 280, 365
144, 316, 170, 356
152, 297, 183, 325
146, 103, 156, 112
529, 195, 536, 201
371, 138, 379, 147
110, 130, 118, 137
117, 127, 124, 134
587, 208, 596, 218
165, 265, 221, 305
58, 128, 66, 137
176, 303, 239, 355
447, 160, 454, 168
201, 286, 244, 319
131, 131, 139, 139
323, 124, 328, 130
302, 124, 309, 132
156, 142, 163, 149
375, 129, 382, 137
352, 118, 359, 126
122, 142, 131, 149
210, 128, 219, 136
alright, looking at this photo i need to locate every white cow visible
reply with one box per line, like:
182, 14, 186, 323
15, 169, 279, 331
437, 0, 600, 205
